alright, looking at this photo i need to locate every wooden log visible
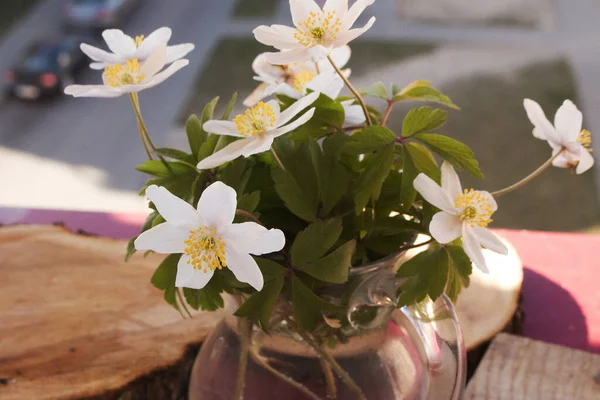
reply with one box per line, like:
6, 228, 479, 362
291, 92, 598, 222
0, 225, 224, 400
465, 333, 600, 399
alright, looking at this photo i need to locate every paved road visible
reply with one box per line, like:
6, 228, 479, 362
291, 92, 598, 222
0, 0, 236, 211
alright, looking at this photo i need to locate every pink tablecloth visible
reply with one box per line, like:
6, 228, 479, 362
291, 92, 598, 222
2, 207, 599, 353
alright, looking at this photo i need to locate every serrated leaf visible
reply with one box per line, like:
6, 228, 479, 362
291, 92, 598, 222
343, 126, 397, 155
184, 286, 224, 312
280, 93, 346, 139
221, 92, 238, 120
292, 276, 339, 332
428, 249, 449, 301
413, 133, 483, 178
400, 145, 418, 211
359, 82, 388, 99
272, 168, 318, 221
402, 107, 447, 137
220, 158, 250, 192
353, 144, 395, 214
150, 254, 181, 310
405, 142, 440, 182
255, 257, 287, 282
291, 218, 343, 266
234, 276, 284, 330
197, 134, 219, 162
136, 160, 196, 178
237, 191, 260, 214
299, 240, 356, 283
393, 80, 432, 97
393, 84, 459, 110
310, 133, 351, 214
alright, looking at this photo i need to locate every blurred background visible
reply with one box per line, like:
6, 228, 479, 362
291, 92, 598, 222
0, 0, 599, 232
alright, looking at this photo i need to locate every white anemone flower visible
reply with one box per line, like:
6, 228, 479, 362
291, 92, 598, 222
413, 162, 508, 273
197, 92, 319, 169
64, 47, 188, 98
243, 45, 351, 106
81, 27, 194, 70
523, 99, 594, 174
254, 0, 376, 64
134, 182, 285, 291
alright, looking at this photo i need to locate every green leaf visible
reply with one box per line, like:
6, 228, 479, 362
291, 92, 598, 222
292, 276, 339, 332
310, 132, 351, 214
136, 160, 196, 178
183, 286, 224, 312
413, 133, 483, 178
237, 191, 260, 214
220, 158, 250, 192
402, 107, 447, 137
393, 84, 459, 110
445, 245, 472, 301
291, 218, 343, 266
150, 254, 181, 310
353, 144, 395, 214
400, 145, 418, 211
392, 80, 432, 97
234, 276, 284, 330
125, 211, 158, 261
428, 249, 449, 301
221, 92, 238, 120
197, 134, 219, 162
359, 82, 388, 99
343, 126, 397, 155
186, 114, 206, 161
271, 139, 319, 221
154, 148, 196, 165
404, 142, 440, 182
284, 94, 346, 139
299, 240, 356, 284
255, 257, 287, 282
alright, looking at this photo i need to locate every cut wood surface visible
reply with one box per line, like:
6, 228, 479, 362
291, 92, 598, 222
0, 225, 224, 400
465, 333, 600, 399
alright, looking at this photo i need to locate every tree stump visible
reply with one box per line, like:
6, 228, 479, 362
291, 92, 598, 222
0, 225, 223, 400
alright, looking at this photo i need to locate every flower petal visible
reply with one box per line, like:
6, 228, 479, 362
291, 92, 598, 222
203, 120, 244, 137
276, 91, 319, 127
440, 161, 462, 200
175, 255, 196, 287
324, 0, 348, 15
140, 46, 167, 79
306, 73, 344, 99
341, 0, 375, 30
477, 190, 498, 213
413, 173, 456, 214
225, 246, 264, 291
134, 222, 189, 253
523, 98, 559, 143
319, 45, 351, 72
137, 27, 172, 59
290, 0, 322, 27
266, 82, 302, 99
80, 43, 121, 65
102, 29, 136, 55
197, 181, 238, 228
270, 108, 316, 138
471, 227, 508, 255
197, 137, 265, 169
265, 48, 310, 65
89, 62, 107, 70
253, 25, 299, 50
335, 16, 376, 47
64, 84, 123, 98
342, 103, 366, 126
429, 212, 462, 244
552, 151, 573, 169
307, 45, 332, 62
222, 222, 286, 255
138, 59, 188, 89
554, 100, 583, 143
243, 83, 270, 107
576, 147, 594, 174
462, 225, 488, 273
145, 185, 202, 226
165, 43, 195, 64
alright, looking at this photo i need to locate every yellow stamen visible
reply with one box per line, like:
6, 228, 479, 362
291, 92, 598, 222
294, 10, 342, 47
103, 59, 145, 87
233, 102, 277, 137
184, 226, 227, 273
134, 35, 144, 48
578, 129, 593, 152
455, 189, 494, 227
292, 70, 316, 93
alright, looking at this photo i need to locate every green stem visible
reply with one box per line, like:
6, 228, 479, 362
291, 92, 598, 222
270, 147, 287, 172
491, 148, 564, 198
129, 93, 157, 151
380, 100, 393, 126
234, 318, 252, 400
176, 288, 192, 318
288, 319, 367, 400
327, 55, 372, 126
129, 96, 153, 160
319, 356, 337, 399
235, 209, 263, 226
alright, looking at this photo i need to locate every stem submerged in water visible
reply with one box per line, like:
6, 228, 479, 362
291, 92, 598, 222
234, 318, 252, 400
